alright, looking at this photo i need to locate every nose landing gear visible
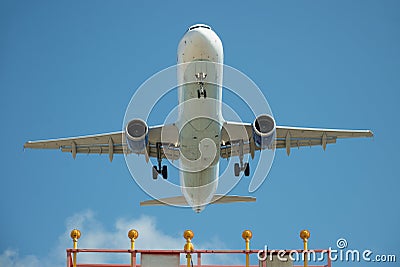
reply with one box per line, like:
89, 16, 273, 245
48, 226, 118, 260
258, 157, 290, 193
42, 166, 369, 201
195, 72, 207, 99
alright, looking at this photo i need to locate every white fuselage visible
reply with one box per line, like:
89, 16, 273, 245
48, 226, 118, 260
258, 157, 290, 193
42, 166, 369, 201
176, 25, 224, 212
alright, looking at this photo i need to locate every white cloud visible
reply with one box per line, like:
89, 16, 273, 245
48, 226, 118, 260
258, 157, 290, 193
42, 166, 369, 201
0, 249, 41, 267
0, 210, 241, 266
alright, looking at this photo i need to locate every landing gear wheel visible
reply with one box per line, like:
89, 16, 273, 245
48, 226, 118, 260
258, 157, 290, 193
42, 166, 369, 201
234, 163, 240, 177
162, 165, 168, 179
203, 89, 207, 98
244, 163, 250, 177
152, 166, 158, 179
197, 89, 201, 99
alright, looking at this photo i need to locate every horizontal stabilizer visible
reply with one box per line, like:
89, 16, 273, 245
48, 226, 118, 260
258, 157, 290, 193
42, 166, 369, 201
140, 196, 188, 206
140, 194, 256, 207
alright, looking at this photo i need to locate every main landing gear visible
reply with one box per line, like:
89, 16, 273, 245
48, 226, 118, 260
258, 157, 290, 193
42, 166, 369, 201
234, 140, 250, 177
152, 143, 168, 179
195, 72, 207, 99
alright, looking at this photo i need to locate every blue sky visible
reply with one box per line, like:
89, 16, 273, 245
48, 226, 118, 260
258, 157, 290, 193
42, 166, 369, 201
1, 0, 399, 266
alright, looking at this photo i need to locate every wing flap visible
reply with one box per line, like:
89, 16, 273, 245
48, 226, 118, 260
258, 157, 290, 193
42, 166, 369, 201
61, 146, 125, 154
275, 137, 337, 149
221, 142, 254, 159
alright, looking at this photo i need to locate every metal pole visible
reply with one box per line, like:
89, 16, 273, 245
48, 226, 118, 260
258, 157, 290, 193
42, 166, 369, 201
184, 230, 194, 267
72, 246, 77, 267
300, 230, 310, 267
242, 230, 252, 267
128, 229, 139, 267
186, 253, 191, 267
304, 238, 308, 267
70, 229, 81, 267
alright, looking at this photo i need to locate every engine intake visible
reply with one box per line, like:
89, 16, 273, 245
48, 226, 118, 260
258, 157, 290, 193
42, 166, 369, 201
252, 114, 276, 149
125, 119, 148, 153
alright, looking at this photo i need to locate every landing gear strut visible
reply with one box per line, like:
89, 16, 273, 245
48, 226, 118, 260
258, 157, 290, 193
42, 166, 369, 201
195, 72, 207, 99
234, 140, 250, 177
152, 142, 168, 179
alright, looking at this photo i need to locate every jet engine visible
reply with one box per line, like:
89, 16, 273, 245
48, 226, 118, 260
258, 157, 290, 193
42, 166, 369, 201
125, 119, 148, 153
252, 114, 276, 149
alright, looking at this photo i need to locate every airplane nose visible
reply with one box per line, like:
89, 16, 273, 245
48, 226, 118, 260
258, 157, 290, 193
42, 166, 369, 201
178, 25, 222, 64
186, 30, 212, 49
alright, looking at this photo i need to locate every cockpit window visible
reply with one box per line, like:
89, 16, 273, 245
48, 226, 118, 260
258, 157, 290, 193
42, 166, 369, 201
188, 24, 211, 31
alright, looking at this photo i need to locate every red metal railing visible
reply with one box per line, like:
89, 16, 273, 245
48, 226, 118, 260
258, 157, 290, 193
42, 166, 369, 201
66, 248, 332, 267
66, 229, 331, 267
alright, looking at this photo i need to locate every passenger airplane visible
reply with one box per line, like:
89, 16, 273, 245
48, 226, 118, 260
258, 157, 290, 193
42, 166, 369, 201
24, 24, 373, 213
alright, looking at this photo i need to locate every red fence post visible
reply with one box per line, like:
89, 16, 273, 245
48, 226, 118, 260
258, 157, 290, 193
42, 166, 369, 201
197, 252, 201, 266
66, 250, 71, 267
327, 248, 332, 267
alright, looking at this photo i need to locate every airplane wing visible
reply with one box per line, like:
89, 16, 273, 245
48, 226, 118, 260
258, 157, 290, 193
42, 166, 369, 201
220, 122, 373, 157
25, 122, 373, 160
23, 124, 180, 162
275, 126, 373, 155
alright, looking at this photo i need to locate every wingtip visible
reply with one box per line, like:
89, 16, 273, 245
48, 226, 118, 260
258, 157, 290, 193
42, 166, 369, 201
369, 130, 374, 137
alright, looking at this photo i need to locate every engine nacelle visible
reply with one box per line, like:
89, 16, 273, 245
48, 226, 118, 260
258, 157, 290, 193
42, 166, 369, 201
252, 114, 276, 149
125, 119, 148, 153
